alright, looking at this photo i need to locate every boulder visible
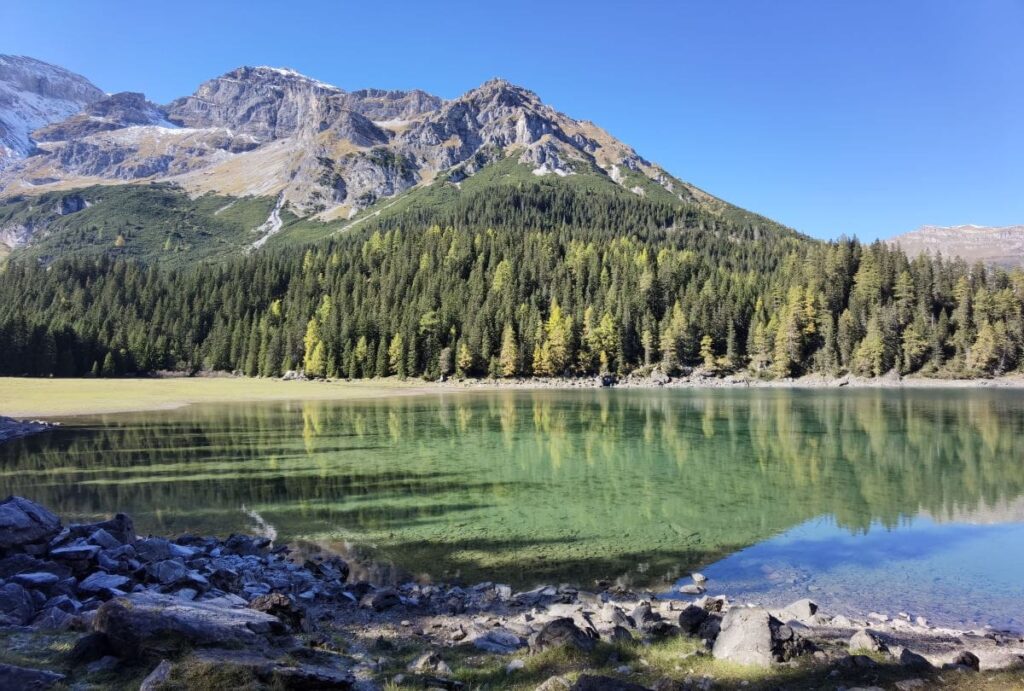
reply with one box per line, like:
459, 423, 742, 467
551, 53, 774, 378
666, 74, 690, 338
780, 598, 817, 621
677, 604, 708, 634
93, 591, 289, 658
849, 628, 887, 653
147, 558, 189, 585
0, 554, 70, 580
530, 617, 597, 653
711, 606, 809, 667
898, 648, 933, 671
629, 601, 659, 628
474, 628, 525, 654
409, 650, 452, 676
32, 606, 76, 630
68, 631, 115, 665
249, 592, 304, 631
609, 625, 634, 642
0, 581, 35, 625
134, 537, 174, 562
0, 496, 60, 551
67, 514, 136, 546
77, 571, 131, 595
368, 587, 401, 611
12, 572, 60, 588
949, 650, 980, 671
0, 663, 65, 690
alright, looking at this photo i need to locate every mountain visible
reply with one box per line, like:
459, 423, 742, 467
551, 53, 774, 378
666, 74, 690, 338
889, 224, 1024, 267
0, 58, 792, 263
0, 55, 104, 167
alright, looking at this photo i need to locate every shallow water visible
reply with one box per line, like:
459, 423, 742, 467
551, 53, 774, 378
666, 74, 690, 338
1, 388, 1022, 629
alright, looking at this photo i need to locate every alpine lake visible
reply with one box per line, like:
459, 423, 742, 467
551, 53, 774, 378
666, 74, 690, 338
2, 387, 1023, 632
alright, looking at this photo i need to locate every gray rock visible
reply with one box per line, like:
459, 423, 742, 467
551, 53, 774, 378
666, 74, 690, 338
0, 554, 70, 580
0, 663, 65, 690
609, 625, 634, 642
678, 604, 709, 634
898, 648, 933, 671
0, 581, 35, 624
530, 617, 597, 653
780, 598, 817, 621
409, 650, 451, 675
12, 571, 60, 588
849, 628, 887, 653
88, 528, 120, 550
368, 587, 401, 611
629, 601, 659, 627
93, 591, 289, 658
148, 558, 189, 585
474, 628, 525, 654
139, 659, 172, 691
32, 606, 76, 630
950, 650, 980, 671
711, 607, 782, 667
0, 496, 61, 550
248, 592, 303, 631
49, 542, 100, 561
67, 513, 135, 546
78, 571, 131, 594
134, 537, 173, 562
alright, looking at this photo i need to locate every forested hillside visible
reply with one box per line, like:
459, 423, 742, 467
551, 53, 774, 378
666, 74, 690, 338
0, 180, 1021, 380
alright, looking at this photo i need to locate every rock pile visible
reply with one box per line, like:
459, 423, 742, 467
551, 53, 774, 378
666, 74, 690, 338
0, 496, 1012, 691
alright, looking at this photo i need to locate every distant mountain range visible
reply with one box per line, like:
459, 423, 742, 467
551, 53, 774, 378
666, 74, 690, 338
0, 55, 786, 263
889, 224, 1024, 267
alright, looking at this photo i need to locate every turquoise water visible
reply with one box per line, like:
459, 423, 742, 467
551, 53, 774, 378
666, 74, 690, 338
1, 387, 1022, 628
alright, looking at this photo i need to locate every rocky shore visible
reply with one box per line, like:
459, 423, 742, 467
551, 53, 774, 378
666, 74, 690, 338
1, 497, 1022, 690
443, 370, 1024, 392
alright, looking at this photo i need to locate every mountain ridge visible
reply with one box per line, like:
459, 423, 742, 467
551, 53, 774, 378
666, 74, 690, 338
0, 56, 794, 262
889, 224, 1024, 267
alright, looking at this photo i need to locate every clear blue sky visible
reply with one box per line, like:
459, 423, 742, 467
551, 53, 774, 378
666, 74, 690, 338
2, 0, 1021, 240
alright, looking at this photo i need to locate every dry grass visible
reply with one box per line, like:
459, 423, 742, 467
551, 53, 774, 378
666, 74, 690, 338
0, 376, 439, 418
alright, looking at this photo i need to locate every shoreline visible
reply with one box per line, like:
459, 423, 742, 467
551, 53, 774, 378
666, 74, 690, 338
2, 372, 1024, 421
1, 497, 1022, 690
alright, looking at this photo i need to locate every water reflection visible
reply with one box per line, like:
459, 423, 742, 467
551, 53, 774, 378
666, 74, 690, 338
1, 389, 1023, 587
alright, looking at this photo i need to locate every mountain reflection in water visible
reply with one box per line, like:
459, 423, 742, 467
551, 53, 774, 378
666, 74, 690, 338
1, 388, 1023, 591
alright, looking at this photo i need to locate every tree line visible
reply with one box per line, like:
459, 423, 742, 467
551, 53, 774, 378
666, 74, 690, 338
0, 183, 1021, 381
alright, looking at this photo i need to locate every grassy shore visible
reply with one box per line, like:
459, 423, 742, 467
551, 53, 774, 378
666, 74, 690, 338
0, 376, 436, 418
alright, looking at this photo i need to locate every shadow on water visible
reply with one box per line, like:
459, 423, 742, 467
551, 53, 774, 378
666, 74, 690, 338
2, 388, 1024, 587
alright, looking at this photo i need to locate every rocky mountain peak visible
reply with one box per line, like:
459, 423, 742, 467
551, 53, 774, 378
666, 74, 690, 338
164, 65, 352, 141
0, 55, 103, 163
